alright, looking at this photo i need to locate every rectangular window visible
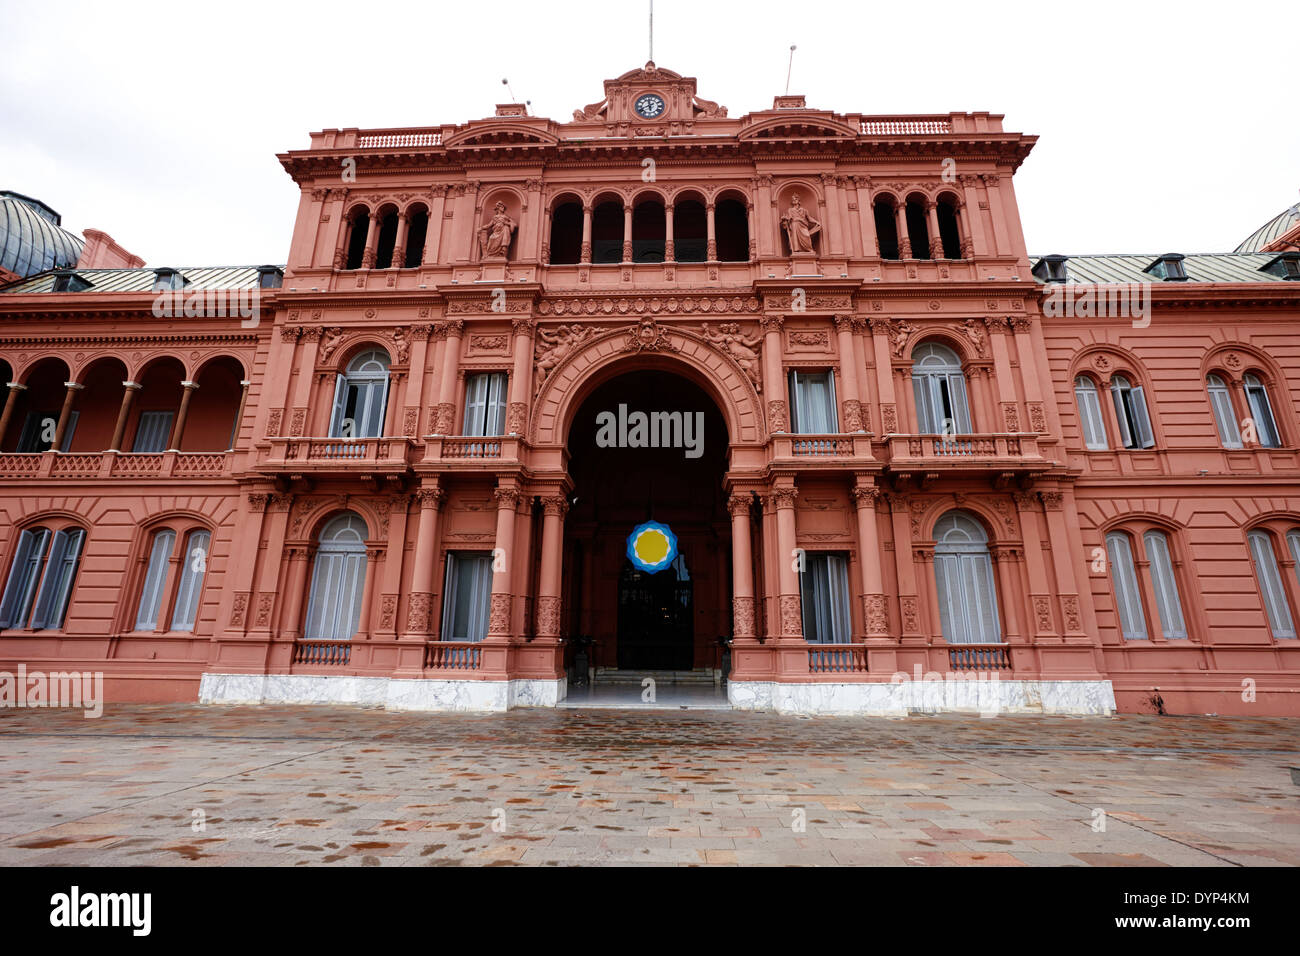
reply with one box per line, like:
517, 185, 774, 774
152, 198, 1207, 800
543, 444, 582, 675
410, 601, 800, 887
462, 373, 508, 437
1249, 531, 1296, 639
170, 530, 210, 632
441, 552, 494, 642
799, 552, 851, 644
132, 410, 174, 453
934, 551, 1001, 644
29, 528, 84, 630
1245, 379, 1281, 448
135, 530, 176, 630
1111, 380, 1155, 450
1106, 532, 1148, 639
0, 528, 51, 628
1143, 531, 1187, 639
788, 370, 838, 434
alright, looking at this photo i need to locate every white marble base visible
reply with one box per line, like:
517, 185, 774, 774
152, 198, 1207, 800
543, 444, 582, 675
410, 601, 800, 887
728, 678, 1116, 716
198, 674, 566, 712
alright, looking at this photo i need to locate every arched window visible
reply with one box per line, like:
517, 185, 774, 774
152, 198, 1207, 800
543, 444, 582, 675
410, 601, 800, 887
344, 209, 369, 270
1105, 531, 1147, 639
1074, 376, 1108, 450
591, 201, 623, 263
303, 513, 368, 640
905, 199, 931, 260
933, 511, 1001, 644
799, 552, 851, 644
548, 201, 583, 264
404, 208, 429, 268
134, 526, 211, 632
631, 199, 665, 262
1110, 374, 1154, 449
329, 349, 390, 439
1243, 373, 1281, 447
873, 198, 899, 259
912, 343, 971, 434
1142, 530, 1187, 639
715, 198, 750, 262
0, 524, 85, 631
374, 210, 398, 269
1247, 530, 1296, 639
936, 199, 962, 259
1207, 374, 1242, 448
673, 200, 707, 262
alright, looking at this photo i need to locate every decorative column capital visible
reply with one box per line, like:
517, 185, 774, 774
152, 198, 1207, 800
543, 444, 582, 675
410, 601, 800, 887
1039, 490, 1064, 511
851, 484, 881, 507
833, 313, 855, 333
494, 486, 521, 508
512, 316, 537, 336
415, 487, 446, 509
541, 495, 569, 518
758, 314, 784, 334
727, 495, 752, 517
771, 486, 799, 510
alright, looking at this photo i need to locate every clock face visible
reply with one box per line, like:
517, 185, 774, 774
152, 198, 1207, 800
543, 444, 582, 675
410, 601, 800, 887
634, 94, 665, 119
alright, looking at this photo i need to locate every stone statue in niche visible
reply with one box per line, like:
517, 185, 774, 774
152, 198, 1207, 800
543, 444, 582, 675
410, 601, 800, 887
392, 327, 409, 364
780, 192, 821, 254
479, 201, 516, 260
701, 322, 763, 392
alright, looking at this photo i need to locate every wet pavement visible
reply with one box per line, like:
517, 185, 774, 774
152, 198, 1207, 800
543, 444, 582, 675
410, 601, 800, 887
0, 704, 1296, 866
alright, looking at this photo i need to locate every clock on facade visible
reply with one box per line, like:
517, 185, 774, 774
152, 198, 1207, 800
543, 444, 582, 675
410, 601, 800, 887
634, 93, 665, 119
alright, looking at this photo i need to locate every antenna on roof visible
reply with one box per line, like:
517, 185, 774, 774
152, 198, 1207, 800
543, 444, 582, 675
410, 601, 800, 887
649, 0, 654, 63
785, 45, 797, 96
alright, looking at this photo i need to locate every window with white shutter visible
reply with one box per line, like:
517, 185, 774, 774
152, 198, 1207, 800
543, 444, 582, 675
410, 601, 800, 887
1143, 531, 1187, 638
933, 511, 1001, 644
0, 527, 51, 628
1248, 530, 1296, 639
1244, 374, 1281, 448
1074, 376, 1109, 450
462, 373, 508, 437
329, 350, 391, 438
1110, 375, 1155, 449
1206, 375, 1242, 448
1106, 532, 1148, 639
135, 530, 176, 630
132, 410, 174, 452
170, 530, 210, 632
912, 343, 971, 435
303, 513, 369, 640
442, 552, 494, 642
29, 528, 84, 630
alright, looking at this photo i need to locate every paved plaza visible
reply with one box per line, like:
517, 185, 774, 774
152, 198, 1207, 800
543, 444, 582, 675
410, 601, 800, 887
0, 703, 1296, 866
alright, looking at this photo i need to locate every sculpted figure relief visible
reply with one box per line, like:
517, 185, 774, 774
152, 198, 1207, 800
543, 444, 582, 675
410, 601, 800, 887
701, 322, 763, 392
891, 321, 916, 358
534, 324, 604, 392
780, 192, 821, 254
479, 201, 516, 260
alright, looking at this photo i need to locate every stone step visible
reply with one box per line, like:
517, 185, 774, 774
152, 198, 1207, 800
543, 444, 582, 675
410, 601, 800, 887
592, 668, 719, 685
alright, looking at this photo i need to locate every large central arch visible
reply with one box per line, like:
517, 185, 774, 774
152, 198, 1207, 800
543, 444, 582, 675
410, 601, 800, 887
529, 322, 765, 447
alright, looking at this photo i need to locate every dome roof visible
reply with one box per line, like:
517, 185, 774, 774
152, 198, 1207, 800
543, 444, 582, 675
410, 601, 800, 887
0, 191, 84, 278
1234, 201, 1300, 253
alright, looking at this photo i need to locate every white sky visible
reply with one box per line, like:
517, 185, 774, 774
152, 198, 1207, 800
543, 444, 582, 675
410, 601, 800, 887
1, 0, 1294, 266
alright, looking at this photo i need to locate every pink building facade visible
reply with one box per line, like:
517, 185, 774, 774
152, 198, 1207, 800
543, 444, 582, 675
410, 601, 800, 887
1, 64, 1297, 715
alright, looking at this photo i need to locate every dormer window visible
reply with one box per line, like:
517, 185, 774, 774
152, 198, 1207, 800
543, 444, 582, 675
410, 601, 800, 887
255, 265, 284, 289
1144, 254, 1187, 281
1260, 252, 1300, 280
152, 268, 187, 292
51, 271, 93, 292
1032, 255, 1068, 283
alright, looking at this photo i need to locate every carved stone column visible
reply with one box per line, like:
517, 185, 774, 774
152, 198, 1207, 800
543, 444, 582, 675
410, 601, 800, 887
392, 211, 409, 268
580, 203, 592, 264
772, 485, 802, 639
894, 201, 912, 259
622, 202, 633, 263
486, 484, 520, 640
51, 380, 83, 451
165, 380, 198, 452
833, 314, 863, 432
507, 316, 535, 435
852, 483, 888, 637
926, 200, 944, 259
0, 382, 26, 448
705, 201, 717, 261
405, 485, 445, 637
759, 315, 786, 432
361, 211, 380, 269
433, 319, 464, 435
536, 495, 569, 638
664, 203, 675, 262
728, 495, 756, 642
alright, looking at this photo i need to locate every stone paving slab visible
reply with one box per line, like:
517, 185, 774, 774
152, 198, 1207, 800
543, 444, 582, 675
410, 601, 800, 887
0, 704, 1296, 866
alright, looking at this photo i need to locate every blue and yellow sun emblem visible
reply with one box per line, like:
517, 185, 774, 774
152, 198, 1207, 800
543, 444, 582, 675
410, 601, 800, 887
626, 521, 678, 573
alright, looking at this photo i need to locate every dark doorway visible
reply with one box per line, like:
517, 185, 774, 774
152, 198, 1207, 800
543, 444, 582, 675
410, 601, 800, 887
618, 555, 693, 669
564, 367, 730, 674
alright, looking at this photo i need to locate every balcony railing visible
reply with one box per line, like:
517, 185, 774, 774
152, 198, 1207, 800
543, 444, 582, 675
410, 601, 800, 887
860, 118, 952, 135
357, 132, 442, 148
0, 451, 230, 480
259, 436, 415, 473
884, 433, 1045, 470
947, 644, 1011, 671
293, 641, 352, 666
772, 433, 873, 460
441, 438, 502, 459
807, 643, 869, 674
423, 642, 482, 671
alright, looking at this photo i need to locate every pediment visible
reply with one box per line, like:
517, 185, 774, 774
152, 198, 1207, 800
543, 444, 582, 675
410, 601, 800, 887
738, 115, 857, 142
444, 123, 559, 149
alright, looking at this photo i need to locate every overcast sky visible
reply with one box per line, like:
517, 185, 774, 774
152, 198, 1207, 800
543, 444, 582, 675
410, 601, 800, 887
2, 0, 1294, 266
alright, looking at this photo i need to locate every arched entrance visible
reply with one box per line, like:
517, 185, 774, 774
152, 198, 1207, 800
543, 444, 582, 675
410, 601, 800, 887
564, 367, 730, 676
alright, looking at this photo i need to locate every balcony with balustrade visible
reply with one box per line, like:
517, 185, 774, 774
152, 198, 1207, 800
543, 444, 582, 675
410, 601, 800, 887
882, 433, 1049, 477
0, 450, 231, 481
